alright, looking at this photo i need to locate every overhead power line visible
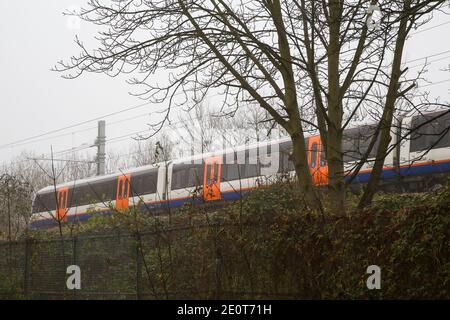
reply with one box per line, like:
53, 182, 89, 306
27, 157, 97, 164
403, 49, 450, 65
408, 54, 450, 70
6, 111, 153, 149
410, 20, 450, 36
48, 106, 239, 158
420, 78, 450, 88
1, 89, 196, 152
0, 101, 153, 150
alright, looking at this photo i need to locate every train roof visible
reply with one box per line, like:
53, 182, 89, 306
37, 162, 160, 194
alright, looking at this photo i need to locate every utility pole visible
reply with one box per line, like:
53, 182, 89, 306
96, 120, 106, 176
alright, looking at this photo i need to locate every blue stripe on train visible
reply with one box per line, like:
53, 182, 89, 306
30, 160, 450, 228
346, 160, 450, 183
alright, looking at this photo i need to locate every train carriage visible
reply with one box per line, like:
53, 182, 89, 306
30, 110, 450, 228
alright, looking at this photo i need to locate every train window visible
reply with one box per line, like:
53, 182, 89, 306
410, 111, 450, 152
84, 185, 97, 204
320, 147, 327, 166
171, 167, 184, 190
445, 119, 450, 148
130, 175, 141, 196
67, 188, 74, 207
278, 141, 295, 173
57, 192, 62, 209
279, 152, 290, 173
223, 163, 243, 181
34, 194, 44, 213
124, 179, 129, 198
104, 181, 114, 200
212, 166, 219, 182
51, 192, 58, 211
31, 196, 42, 213
237, 149, 260, 179
188, 166, 203, 187
132, 170, 158, 196
59, 192, 66, 209
310, 143, 317, 168
246, 163, 260, 178
222, 152, 238, 181
32, 191, 59, 212
259, 144, 276, 172
410, 116, 427, 152
342, 125, 379, 162
32, 198, 43, 213
360, 126, 379, 159
171, 164, 204, 189
342, 130, 359, 162
71, 181, 110, 207
72, 187, 81, 205
178, 167, 187, 189
431, 117, 450, 149
143, 172, 158, 194
220, 165, 227, 182
34, 180, 117, 212
90, 179, 115, 203
221, 149, 261, 181
63, 192, 67, 207
42, 192, 56, 212
118, 180, 123, 199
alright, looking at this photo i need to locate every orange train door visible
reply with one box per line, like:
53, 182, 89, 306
56, 187, 69, 222
116, 174, 131, 211
203, 156, 222, 201
308, 136, 328, 186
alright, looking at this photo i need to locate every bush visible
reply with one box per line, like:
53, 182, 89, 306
11, 183, 450, 299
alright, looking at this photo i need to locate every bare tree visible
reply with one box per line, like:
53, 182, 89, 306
217, 103, 281, 146
171, 102, 280, 157
106, 133, 173, 171
0, 172, 33, 241
130, 133, 174, 166
176, 103, 218, 155
56, 0, 449, 213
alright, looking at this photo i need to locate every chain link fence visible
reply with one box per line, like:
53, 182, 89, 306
0, 223, 304, 300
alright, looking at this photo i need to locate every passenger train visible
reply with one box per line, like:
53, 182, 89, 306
30, 110, 450, 228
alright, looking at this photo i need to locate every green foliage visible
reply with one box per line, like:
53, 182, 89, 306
4, 184, 450, 299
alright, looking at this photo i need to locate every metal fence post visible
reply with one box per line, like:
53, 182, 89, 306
73, 236, 77, 300
135, 233, 142, 300
214, 225, 222, 299
23, 238, 31, 299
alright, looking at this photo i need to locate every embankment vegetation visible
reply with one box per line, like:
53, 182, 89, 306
9, 181, 449, 299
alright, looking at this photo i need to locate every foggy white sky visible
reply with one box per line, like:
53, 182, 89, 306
0, 1, 449, 164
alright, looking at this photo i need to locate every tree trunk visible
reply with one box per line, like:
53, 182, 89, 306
327, 121, 345, 214
290, 131, 320, 210
326, 0, 346, 215
358, 0, 411, 209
